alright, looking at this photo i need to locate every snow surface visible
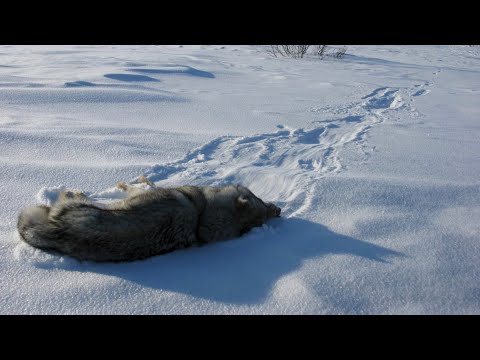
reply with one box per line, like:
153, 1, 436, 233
1, 45, 479, 314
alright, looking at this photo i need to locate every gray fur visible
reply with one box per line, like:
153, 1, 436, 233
17, 184, 281, 262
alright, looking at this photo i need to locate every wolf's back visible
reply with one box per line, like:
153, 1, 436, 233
16, 195, 194, 262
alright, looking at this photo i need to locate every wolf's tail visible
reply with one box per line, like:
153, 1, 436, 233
17, 205, 58, 250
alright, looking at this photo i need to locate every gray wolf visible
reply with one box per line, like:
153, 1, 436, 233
17, 179, 281, 262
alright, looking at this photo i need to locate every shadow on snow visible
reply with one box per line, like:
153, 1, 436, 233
56, 217, 404, 305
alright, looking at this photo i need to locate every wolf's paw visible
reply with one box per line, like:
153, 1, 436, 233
116, 181, 129, 191
59, 190, 88, 202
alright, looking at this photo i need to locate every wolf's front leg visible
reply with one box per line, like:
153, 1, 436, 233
117, 176, 157, 198
55, 190, 90, 206
116, 181, 150, 198
137, 175, 156, 188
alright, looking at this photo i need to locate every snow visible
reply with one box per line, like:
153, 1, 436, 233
1, 45, 479, 314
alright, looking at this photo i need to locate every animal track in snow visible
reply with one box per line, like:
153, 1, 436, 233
411, 82, 431, 97
412, 88, 430, 97
361, 88, 403, 111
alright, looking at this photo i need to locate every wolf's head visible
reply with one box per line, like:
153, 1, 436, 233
199, 184, 281, 242
234, 184, 281, 234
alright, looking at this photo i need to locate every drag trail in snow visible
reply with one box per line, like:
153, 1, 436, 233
87, 83, 414, 220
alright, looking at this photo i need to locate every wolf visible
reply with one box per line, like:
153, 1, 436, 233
17, 178, 281, 262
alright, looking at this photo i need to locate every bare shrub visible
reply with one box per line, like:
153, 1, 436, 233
312, 45, 328, 58
267, 45, 347, 60
269, 45, 311, 59
330, 46, 347, 59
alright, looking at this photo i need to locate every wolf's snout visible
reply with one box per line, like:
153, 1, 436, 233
274, 206, 281, 216
267, 203, 281, 217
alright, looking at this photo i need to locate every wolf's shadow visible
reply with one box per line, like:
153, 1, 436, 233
81, 217, 404, 304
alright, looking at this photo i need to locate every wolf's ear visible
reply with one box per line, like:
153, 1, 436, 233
236, 195, 251, 209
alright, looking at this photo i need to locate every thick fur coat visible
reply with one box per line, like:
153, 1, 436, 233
17, 184, 281, 262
